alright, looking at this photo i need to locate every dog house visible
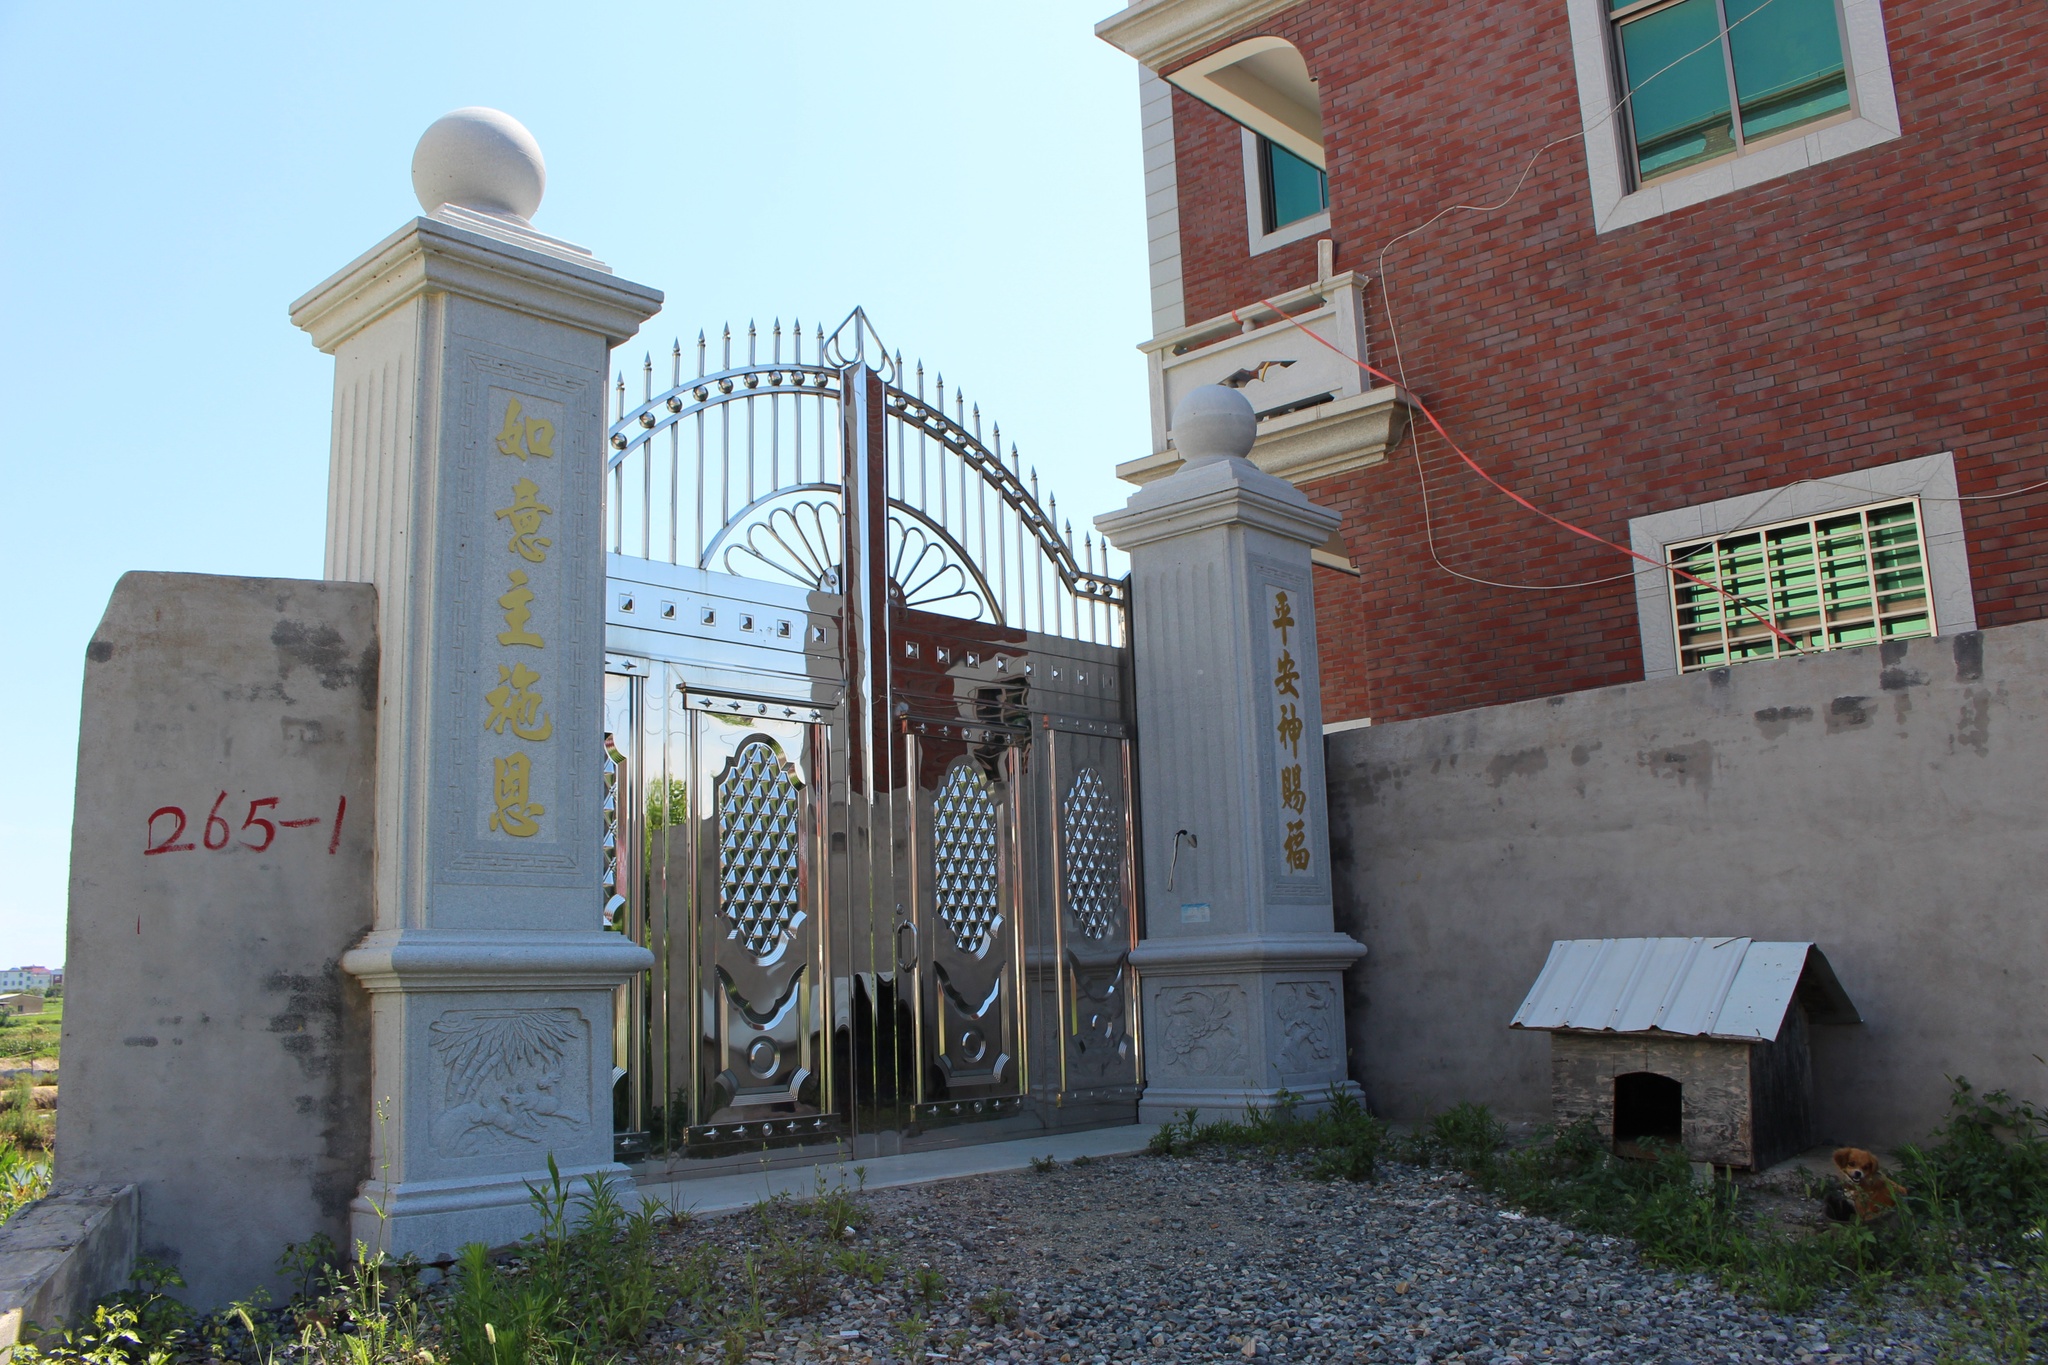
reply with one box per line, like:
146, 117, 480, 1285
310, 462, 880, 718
1510, 937, 1861, 1169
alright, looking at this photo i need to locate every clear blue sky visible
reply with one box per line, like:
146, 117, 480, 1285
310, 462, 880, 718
0, 1, 1152, 966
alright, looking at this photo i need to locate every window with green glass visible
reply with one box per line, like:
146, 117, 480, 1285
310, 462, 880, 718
1611, 0, 1851, 184
1258, 136, 1329, 233
1668, 499, 1932, 673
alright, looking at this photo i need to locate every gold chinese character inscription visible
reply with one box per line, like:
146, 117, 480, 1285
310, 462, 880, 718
494, 398, 556, 462
1272, 591, 1295, 644
483, 662, 554, 742
497, 570, 545, 647
494, 478, 554, 563
1283, 819, 1311, 872
1276, 701, 1303, 758
1280, 763, 1307, 814
1273, 649, 1301, 699
489, 752, 546, 838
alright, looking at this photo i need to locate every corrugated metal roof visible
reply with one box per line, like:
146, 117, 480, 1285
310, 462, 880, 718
1509, 937, 1860, 1042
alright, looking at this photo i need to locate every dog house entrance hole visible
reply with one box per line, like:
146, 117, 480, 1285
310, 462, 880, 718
1613, 1071, 1682, 1154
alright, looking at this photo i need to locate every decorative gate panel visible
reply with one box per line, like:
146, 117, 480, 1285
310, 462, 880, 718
601, 311, 1140, 1165
907, 737, 1026, 1125
690, 713, 831, 1145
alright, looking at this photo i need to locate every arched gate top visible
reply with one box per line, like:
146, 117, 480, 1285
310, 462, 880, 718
605, 309, 1126, 644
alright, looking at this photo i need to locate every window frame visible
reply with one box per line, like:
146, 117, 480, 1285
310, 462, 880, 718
1565, 0, 1902, 234
1241, 128, 1330, 256
1258, 134, 1329, 233
1610, 0, 1854, 188
1627, 453, 1976, 681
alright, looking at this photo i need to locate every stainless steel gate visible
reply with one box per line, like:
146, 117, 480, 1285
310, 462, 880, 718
601, 313, 1139, 1167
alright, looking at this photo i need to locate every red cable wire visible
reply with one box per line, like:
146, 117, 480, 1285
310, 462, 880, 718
1238, 298, 1801, 654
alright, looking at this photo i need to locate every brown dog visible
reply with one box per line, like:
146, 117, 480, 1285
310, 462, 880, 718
1828, 1147, 1903, 1222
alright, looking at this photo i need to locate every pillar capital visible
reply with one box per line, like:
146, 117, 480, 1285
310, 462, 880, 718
289, 212, 660, 355
1095, 453, 1339, 552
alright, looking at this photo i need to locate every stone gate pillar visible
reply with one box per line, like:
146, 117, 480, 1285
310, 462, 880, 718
1098, 386, 1366, 1123
289, 109, 660, 1255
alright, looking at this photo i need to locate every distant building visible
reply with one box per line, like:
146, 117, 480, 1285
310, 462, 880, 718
0, 993, 43, 1016
0, 967, 56, 993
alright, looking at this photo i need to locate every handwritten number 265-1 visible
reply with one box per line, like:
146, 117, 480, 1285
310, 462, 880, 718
145, 794, 347, 856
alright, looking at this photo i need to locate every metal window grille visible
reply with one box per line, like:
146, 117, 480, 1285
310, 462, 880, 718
1668, 498, 1933, 672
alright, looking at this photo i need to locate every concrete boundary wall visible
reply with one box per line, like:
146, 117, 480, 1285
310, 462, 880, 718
1326, 623, 2048, 1149
0, 1184, 136, 1355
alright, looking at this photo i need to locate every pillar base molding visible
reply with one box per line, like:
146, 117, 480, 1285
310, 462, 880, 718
1139, 1079, 1364, 1126
349, 1159, 629, 1259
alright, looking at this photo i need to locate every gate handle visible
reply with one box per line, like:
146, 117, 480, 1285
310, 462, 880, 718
895, 919, 918, 972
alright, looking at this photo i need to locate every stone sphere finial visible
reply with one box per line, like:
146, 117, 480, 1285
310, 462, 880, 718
411, 108, 546, 221
1169, 384, 1257, 469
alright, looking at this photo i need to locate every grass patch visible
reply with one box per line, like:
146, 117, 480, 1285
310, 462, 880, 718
1149, 1090, 1388, 1181
1411, 1079, 2048, 1325
0, 1001, 62, 1061
12, 1158, 910, 1365
1149, 1076, 2048, 1354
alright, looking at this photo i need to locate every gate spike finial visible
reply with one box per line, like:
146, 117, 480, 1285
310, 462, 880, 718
972, 403, 981, 442
916, 360, 924, 398
748, 319, 757, 366
773, 318, 783, 365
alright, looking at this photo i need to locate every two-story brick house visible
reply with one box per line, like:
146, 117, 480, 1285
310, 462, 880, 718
1096, 0, 2044, 727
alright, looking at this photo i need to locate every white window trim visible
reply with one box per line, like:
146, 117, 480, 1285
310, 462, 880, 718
1565, 0, 1903, 234
1242, 128, 1330, 256
1627, 452, 1976, 681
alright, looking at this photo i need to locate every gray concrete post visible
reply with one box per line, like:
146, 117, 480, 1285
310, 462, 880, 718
289, 110, 660, 1257
1098, 386, 1367, 1123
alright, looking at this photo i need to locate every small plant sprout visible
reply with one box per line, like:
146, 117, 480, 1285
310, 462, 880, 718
1029, 1154, 1057, 1173
971, 1286, 1017, 1325
908, 1262, 946, 1308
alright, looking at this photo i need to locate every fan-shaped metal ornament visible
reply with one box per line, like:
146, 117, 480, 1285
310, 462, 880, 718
721, 498, 995, 621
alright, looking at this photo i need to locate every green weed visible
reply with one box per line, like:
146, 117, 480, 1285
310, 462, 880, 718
906, 1263, 946, 1309
970, 1287, 1017, 1325
1150, 1091, 1388, 1182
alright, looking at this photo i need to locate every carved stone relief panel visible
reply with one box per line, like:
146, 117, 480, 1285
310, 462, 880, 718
428, 1007, 591, 1157
1153, 983, 1248, 1080
1273, 981, 1339, 1077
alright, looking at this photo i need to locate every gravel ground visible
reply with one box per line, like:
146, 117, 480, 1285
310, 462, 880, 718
634, 1151, 1991, 1364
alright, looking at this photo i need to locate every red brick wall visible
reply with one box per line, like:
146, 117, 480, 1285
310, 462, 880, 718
1166, 1, 2048, 725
